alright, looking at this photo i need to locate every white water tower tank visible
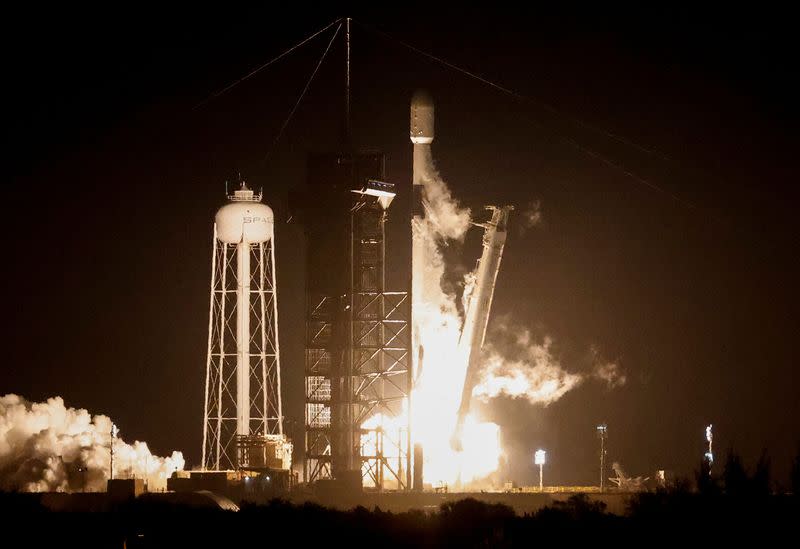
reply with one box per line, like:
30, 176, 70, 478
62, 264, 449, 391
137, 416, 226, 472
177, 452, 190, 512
215, 186, 274, 244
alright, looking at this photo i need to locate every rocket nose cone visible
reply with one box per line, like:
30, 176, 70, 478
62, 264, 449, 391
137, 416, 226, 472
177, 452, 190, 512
411, 89, 434, 108
411, 89, 434, 143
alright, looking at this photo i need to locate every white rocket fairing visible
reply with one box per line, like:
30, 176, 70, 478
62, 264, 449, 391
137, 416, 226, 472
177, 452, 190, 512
411, 89, 434, 209
411, 89, 434, 145
452, 205, 513, 450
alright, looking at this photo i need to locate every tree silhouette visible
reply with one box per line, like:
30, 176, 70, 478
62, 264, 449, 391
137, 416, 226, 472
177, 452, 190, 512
751, 449, 771, 497
722, 449, 748, 496
791, 445, 800, 495
695, 457, 718, 495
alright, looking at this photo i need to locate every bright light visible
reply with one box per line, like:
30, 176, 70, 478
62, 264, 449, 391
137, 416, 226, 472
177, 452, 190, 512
534, 449, 546, 465
405, 144, 507, 489
111, 423, 119, 438
704, 424, 714, 471
597, 423, 607, 434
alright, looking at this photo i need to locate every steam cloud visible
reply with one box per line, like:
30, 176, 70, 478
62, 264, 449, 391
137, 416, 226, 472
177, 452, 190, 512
415, 146, 471, 240
521, 200, 543, 230
592, 359, 627, 388
473, 333, 582, 405
0, 394, 184, 492
473, 325, 625, 405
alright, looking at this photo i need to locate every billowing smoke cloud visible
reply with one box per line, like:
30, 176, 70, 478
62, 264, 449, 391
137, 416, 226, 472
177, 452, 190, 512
415, 146, 471, 241
473, 333, 582, 405
521, 200, 542, 229
592, 359, 626, 388
473, 324, 625, 405
0, 394, 184, 492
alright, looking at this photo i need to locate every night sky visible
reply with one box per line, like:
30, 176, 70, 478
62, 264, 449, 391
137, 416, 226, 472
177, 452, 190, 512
3, 6, 797, 486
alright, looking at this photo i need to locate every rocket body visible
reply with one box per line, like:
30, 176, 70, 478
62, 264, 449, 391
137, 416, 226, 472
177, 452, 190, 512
451, 206, 513, 450
411, 90, 434, 385
410, 90, 434, 146
410, 90, 434, 487
411, 90, 434, 217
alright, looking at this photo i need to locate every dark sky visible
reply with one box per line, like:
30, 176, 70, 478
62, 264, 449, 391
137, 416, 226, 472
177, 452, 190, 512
2, 6, 797, 486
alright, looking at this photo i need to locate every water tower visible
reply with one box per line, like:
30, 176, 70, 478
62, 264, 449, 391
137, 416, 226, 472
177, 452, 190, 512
201, 180, 291, 471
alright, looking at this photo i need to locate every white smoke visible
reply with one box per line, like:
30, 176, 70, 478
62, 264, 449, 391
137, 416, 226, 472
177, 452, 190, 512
415, 146, 471, 240
461, 271, 477, 316
473, 334, 583, 405
593, 360, 627, 388
521, 199, 543, 230
0, 394, 184, 492
473, 326, 626, 405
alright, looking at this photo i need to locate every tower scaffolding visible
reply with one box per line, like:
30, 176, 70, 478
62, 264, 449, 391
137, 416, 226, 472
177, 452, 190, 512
299, 154, 411, 490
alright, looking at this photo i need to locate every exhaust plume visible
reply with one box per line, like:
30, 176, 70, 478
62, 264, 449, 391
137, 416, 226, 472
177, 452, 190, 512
473, 326, 626, 405
473, 334, 582, 405
0, 394, 184, 492
411, 146, 504, 487
592, 360, 627, 388
416, 147, 471, 240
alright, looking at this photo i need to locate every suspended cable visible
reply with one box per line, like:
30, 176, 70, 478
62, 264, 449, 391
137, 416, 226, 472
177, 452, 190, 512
355, 19, 669, 161
194, 17, 343, 110
263, 22, 342, 162
354, 20, 698, 210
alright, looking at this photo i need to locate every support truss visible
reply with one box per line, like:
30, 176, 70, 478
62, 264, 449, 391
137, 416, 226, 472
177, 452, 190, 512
202, 226, 284, 470
304, 178, 411, 490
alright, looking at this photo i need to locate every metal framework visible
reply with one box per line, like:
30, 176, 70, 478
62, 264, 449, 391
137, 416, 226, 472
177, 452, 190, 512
302, 161, 411, 490
304, 294, 336, 482
355, 289, 411, 490
352, 196, 410, 490
202, 225, 284, 470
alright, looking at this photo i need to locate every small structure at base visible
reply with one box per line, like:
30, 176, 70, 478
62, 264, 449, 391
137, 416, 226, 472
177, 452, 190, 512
107, 478, 145, 502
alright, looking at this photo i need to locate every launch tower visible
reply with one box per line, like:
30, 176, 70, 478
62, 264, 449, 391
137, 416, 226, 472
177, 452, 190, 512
298, 153, 412, 491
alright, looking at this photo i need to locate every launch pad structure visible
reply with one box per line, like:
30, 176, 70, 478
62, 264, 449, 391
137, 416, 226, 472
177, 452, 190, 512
296, 153, 412, 491
196, 18, 513, 494
297, 92, 512, 492
197, 102, 511, 494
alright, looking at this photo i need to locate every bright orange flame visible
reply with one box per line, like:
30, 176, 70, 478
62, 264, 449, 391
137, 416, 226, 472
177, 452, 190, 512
406, 159, 503, 489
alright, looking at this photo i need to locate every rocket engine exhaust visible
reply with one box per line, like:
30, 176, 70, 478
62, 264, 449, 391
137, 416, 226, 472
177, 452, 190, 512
409, 89, 511, 455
